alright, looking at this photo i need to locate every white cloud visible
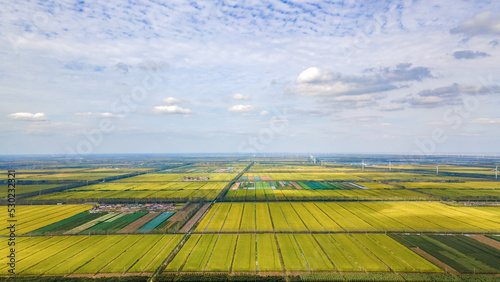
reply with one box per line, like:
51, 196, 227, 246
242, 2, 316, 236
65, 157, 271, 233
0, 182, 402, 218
75, 112, 124, 118
153, 105, 192, 114
163, 97, 181, 104
260, 110, 269, 116
233, 94, 250, 100
470, 118, 500, 124
292, 64, 432, 98
297, 67, 327, 83
8, 112, 48, 121
228, 105, 255, 113
396, 83, 500, 108
451, 11, 500, 36
377, 104, 404, 111
333, 94, 377, 102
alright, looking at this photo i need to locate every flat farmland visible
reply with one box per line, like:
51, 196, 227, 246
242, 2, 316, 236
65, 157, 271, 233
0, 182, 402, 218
397, 182, 500, 189
165, 163, 248, 173
0, 205, 92, 235
193, 202, 500, 233
161, 234, 441, 273
350, 172, 483, 181
114, 173, 237, 182
225, 187, 432, 201
391, 234, 500, 274
396, 181, 500, 200
248, 164, 336, 172
233, 234, 256, 272
29, 182, 226, 201
0, 234, 180, 275
11, 172, 127, 182
0, 184, 64, 195
240, 173, 362, 181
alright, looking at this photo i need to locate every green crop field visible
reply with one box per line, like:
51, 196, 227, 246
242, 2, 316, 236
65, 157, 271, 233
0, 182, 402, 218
391, 234, 500, 274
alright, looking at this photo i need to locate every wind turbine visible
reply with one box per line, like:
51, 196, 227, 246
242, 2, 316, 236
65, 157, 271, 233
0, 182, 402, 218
361, 160, 366, 170
389, 161, 392, 172
493, 165, 498, 179
435, 165, 439, 175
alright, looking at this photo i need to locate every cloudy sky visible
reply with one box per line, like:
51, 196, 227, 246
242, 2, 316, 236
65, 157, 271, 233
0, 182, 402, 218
1, 0, 500, 155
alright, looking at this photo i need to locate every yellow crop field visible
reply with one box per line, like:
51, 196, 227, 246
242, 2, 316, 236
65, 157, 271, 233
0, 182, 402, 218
114, 173, 237, 182
0, 205, 91, 235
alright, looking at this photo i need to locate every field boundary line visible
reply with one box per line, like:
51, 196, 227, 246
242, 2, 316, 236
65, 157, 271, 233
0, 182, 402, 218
19, 235, 89, 275
310, 234, 339, 272
14, 236, 73, 266
410, 247, 460, 275
69, 234, 129, 275
470, 235, 500, 250
96, 234, 145, 275
348, 234, 392, 272
276, 202, 293, 232
254, 234, 258, 273
330, 202, 371, 232
219, 203, 234, 232
368, 235, 417, 272
351, 203, 413, 234
139, 235, 177, 274
413, 202, 486, 232
202, 234, 220, 272
228, 234, 240, 274
272, 234, 287, 276
328, 234, 364, 272
287, 203, 312, 233
290, 234, 311, 272
313, 203, 348, 232
40, 236, 106, 275
200, 203, 220, 233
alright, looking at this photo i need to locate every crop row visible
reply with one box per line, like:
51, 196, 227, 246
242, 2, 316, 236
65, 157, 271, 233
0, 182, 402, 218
224, 188, 431, 201
391, 235, 500, 274
240, 173, 362, 181
0, 234, 181, 275
114, 173, 236, 182
163, 234, 441, 273
29, 182, 225, 201
30, 211, 176, 235
195, 202, 500, 233
0, 205, 92, 235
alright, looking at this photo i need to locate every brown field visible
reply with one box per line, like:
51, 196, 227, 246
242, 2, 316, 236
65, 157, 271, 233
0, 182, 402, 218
179, 203, 211, 233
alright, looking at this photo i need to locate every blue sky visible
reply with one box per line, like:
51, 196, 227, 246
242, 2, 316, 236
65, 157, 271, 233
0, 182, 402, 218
1, 0, 500, 155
